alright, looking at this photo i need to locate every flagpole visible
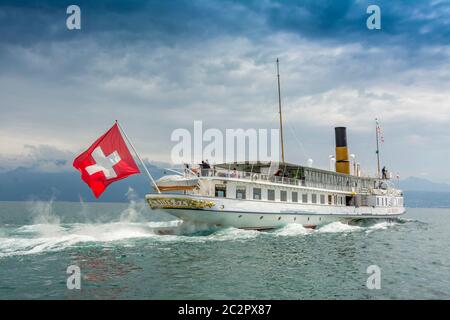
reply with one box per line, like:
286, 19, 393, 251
277, 58, 286, 164
375, 118, 381, 179
115, 120, 161, 194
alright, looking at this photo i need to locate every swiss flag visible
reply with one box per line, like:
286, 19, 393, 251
73, 123, 140, 198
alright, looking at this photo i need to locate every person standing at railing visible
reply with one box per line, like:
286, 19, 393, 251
382, 166, 388, 179
184, 163, 191, 176
204, 160, 211, 176
199, 160, 207, 176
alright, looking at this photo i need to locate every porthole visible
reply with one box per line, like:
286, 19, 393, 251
307, 217, 310, 221
238, 215, 242, 218
260, 216, 264, 220
278, 217, 281, 220
294, 217, 297, 221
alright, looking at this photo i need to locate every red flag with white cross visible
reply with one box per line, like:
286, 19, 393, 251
73, 123, 140, 198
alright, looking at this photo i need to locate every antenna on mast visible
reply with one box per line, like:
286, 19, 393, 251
277, 58, 285, 163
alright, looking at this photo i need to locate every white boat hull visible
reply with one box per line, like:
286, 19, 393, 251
146, 194, 405, 230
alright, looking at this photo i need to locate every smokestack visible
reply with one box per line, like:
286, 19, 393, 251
335, 127, 350, 174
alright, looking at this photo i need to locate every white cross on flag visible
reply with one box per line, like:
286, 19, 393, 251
73, 123, 140, 198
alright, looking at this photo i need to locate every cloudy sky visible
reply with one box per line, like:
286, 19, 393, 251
0, 0, 449, 182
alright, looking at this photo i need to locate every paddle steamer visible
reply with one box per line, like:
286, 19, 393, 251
146, 61, 405, 229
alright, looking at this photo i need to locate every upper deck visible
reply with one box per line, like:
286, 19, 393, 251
198, 161, 391, 194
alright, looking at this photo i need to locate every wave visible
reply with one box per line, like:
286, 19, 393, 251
272, 223, 312, 236
0, 220, 263, 257
0, 215, 404, 258
272, 219, 401, 236
0, 221, 170, 258
316, 221, 363, 233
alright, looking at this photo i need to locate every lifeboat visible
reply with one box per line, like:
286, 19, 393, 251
155, 175, 199, 192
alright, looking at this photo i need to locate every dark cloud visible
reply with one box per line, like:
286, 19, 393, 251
1, 0, 448, 47
0, 0, 449, 182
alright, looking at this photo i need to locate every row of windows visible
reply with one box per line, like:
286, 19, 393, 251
304, 169, 373, 190
377, 197, 403, 207
217, 185, 346, 205
215, 185, 402, 207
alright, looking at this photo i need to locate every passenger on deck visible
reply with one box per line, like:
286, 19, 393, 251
200, 161, 210, 177
382, 166, 387, 179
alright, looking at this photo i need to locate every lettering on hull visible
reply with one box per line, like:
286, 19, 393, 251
147, 197, 215, 209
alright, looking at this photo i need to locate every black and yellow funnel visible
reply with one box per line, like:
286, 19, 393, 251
335, 127, 350, 174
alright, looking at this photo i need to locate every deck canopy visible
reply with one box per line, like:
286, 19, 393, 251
213, 161, 381, 193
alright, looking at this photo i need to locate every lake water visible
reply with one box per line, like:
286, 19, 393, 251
0, 200, 449, 299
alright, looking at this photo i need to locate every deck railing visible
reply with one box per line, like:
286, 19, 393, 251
196, 168, 355, 192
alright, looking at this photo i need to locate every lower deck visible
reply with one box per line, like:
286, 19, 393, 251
146, 193, 406, 229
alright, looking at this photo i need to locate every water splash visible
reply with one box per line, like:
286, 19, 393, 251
273, 223, 312, 236
119, 187, 149, 222
26, 196, 60, 225
316, 222, 363, 233
0, 221, 166, 258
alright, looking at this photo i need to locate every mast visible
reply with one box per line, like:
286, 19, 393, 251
116, 120, 161, 193
277, 58, 285, 163
375, 118, 381, 178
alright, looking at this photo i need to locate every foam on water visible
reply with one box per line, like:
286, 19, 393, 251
364, 221, 398, 233
0, 221, 181, 258
0, 195, 404, 258
316, 221, 363, 233
208, 227, 260, 241
0, 220, 263, 257
15, 224, 67, 236
0, 234, 95, 257
1, 218, 404, 258
273, 223, 313, 236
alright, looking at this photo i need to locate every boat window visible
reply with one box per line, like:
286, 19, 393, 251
236, 186, 246, 200
292, 192, 298, 203
302, 193, 308, 203
312, 194, 317, 204
328, 195, 333, 205
215, 185, 226, 198
280, 190, 287, 202
268, 189, 275, 201
253, 188, 261, 200
320, 194, 326, 204
377, 197, 380, 206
